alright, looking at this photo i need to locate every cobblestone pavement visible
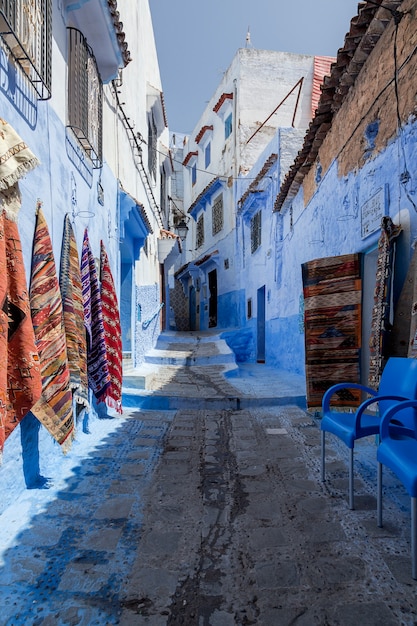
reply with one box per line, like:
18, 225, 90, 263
1, 351, 417, 624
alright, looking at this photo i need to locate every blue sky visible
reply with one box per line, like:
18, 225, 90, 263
149, 0, 360, 134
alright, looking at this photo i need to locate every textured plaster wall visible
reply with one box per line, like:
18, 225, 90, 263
304, 0, 417, 204
0, 0, 166, 524
135, 283, 161, 364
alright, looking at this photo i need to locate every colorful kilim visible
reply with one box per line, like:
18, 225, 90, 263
100, 241, 123, 413
60, 215, 88, 410
302, 253, 362, 408
368, 216, 402, 389
30, 206, 74, 452
0, 200, 42, 455
81, 230, 110, 402
0, 118, 39, 190
389, 244, 417, 358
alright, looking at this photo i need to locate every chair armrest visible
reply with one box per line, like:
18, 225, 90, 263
379, 400, 417, 440
322, 382, 375, 413
354, 394, 411, 427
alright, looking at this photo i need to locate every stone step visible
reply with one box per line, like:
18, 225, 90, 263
143, 331, 238, 368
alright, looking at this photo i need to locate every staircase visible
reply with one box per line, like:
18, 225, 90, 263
122, 330, 240, 409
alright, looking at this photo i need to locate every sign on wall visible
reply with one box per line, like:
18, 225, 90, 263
361, 185, 389, 239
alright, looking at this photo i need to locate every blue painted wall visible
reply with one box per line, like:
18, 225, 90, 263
217, 289, 245, 330
135, 283, 161, 364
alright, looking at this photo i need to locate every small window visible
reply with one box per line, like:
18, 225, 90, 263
225, 113, 232, 139
247, 298, 252, 319
212, 194, 223, 236
196, 214, 204, 249
192, 163, 197, 186
251, 211, 261, 253
205, 142, 211, 168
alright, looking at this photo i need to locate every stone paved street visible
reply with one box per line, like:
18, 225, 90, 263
1, 334, 417, 625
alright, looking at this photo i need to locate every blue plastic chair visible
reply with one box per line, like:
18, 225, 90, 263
377, 399, 417, 579
321, 357, 417, 509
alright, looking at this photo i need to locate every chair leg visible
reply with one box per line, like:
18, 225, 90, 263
377, 462, 383, 528
412, 497, 417, 580
321, 430, 325, 482
349, 447, 354, 510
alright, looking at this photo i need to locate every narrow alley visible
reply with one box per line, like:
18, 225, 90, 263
0, 333, 416, 625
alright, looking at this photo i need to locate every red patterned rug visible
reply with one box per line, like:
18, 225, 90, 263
81, 229, 110, 403
100, 241, 123, 413
30, 206, 74, 452
0, 199, 42, 455
302, 253, 362, 408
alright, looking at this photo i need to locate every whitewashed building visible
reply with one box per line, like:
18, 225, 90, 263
0, 0, 173, 504
174, 48, 332, 353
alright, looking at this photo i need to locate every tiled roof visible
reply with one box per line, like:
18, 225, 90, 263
238, 154, 278, 209
213, 93, 233, 114
195, 125, 214, 144
137, 201, 153, 234
187, 177, 222, 215
182, 151, 198, 167
160, 91, 168, 128
107, 0, 132, 67
274, 0, 403, 212
160, 229, 179, 239
195, 250, 219, 267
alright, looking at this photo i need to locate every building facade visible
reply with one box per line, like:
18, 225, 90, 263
0, 0, 172, 509
174, 47, 333, 348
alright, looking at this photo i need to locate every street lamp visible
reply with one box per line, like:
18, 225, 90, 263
176, 218, 189, 241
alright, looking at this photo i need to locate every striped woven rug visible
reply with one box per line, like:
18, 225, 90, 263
302, 253, 362, 408
30, 206, 74, 452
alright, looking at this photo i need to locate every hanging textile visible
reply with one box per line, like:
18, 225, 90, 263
0, 189, 42, 455
0, 118, 39, 190
0, 118, 42, 458
368, 216, 402, 389
30, 206, 74, 452
81, 229, 110, 402
302, 253, 362, 408
388, 243, 417, 358
100, 241, 123, 414
59, 214, 88, 410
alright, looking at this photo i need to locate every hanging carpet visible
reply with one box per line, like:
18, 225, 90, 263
30, 206, 74, 452
81, 229, 110, 403
0, 117, 39, 190
0, 186, 42, 455
302, 253, 362, 408
0, 118, 41, 457
388, 242, 417, 358
368, 216, 402, 389
59, 214, 88, 411
100, 241, 123, 414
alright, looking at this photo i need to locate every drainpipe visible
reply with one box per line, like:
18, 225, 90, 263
233, 78, 238, 181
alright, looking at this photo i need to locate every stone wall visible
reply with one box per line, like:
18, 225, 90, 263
304, 0, 417, 204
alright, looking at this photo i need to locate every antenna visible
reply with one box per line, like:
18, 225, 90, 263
245, 26, 252, 48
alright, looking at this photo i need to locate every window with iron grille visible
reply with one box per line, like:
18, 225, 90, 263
67, 28, 102, 167
148, 116, 157, 180
212, 194, 223, 236
196, 214, 204, 249
251, 211, 261, 253
0, 0, 52, 99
